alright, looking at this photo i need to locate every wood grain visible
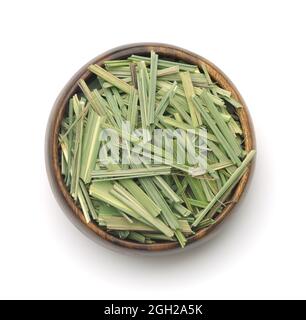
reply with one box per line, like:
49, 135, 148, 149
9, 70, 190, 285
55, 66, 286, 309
45, 43, 256, 251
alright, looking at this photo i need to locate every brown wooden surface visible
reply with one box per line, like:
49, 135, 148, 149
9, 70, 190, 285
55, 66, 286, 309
45, 43, 256, 251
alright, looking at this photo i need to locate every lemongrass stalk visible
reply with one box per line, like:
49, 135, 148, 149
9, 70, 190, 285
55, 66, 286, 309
102, 78, 132, 89
70, 96, 85, 199
104, 60, 130, 68
159, 116, 191, 131
201, 89, 242, 157
130, 62, 138, 88
187, 198, 209, 208
96, 203, 123, 217
110, 184, 174, 237
127, 88, 138, 131
145, 234, 175, 241
138, 61, 150, 89
102, 216, 157, 232
169, 97, 192, 125
79, 109, 102, 183
79, 180, 97, 220
66, 98, 74, 185
148, 51, 158, 124
207, 140, 236, 174
186, 176, 207, 202
139, 177, 180, 230
154, 82, 177, 121
120, 211, 134, 224
128, 232, 146, 243
119, 178, 161, 217
192, 150, 256, 226
106, 70, 131, 77
117, 231, 130, 239
157, 66, 179, 77
172, 202, 192, 217
223, 95, 243, 109
103, 87, 122, 128
78, 79, 104, 117
89, 181, 145, 222
199, 62, 213, 84
142, 152, 191, 174
89, 64, 133, 94
137, 67, 148, 128
59, 103, 89, 142
77, 188, 91, 223
91, 89, 118, 126
228, 118, 243, 135
159, 73, 209, 87
199, 179, 214, 202
128, 55, 198, 72
153, 176, 182, 203
112, 87, 127, 117
172, 175, 193, 212
157, 81, 186, 98
192, 95, 241, 166
174, 230, 187, 248
103, 216, 190, 236
197, 218, 215, 229
91, 166, 171, 180
208, 159, 234, 171
195, 87, 225, 106
180, 72, 202, 127
213, 86, 231, 98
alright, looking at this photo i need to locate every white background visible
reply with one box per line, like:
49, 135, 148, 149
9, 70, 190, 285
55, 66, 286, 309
0, 0, 305, 300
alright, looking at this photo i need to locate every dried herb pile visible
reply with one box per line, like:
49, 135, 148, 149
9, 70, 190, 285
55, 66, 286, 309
59, 52, 255, 247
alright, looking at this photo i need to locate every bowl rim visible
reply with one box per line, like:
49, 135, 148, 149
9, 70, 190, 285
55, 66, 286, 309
45, 42, 255, 251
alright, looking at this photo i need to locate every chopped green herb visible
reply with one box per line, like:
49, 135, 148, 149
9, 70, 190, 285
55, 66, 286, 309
58, 51, 255, 248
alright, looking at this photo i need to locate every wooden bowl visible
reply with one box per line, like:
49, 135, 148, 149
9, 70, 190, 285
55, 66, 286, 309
45, 43, 255, 251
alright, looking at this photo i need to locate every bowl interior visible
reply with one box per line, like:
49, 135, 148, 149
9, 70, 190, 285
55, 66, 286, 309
47, 43, 254, 251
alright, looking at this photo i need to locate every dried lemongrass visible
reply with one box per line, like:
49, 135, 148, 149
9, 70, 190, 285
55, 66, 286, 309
148, 51, 158, 124
201, 89, 242, 157
192, 150, 256, 226
139, 177, 180, 230
128, 55, 198, 72
58, 51, 255, 248
192, 95, 242, 166
91, 166, 171, 181
180, 71, 202, 127
89, 64, 133, 94
80, 108, 103, 183
70, 96, 85, 199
